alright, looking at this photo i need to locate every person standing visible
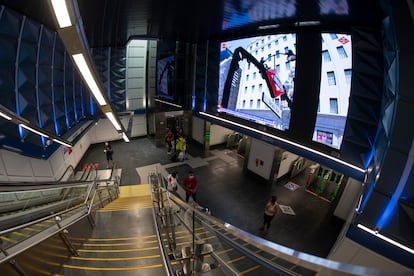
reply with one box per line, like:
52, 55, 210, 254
167, 171, 178, 192
165, 129, 174, 154
182, 171, 198, 203
104, 142, 114, 168
175, 135, 187, 161
260, 195, 279, 235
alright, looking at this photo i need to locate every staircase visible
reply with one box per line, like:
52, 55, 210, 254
58, 184, 166, 275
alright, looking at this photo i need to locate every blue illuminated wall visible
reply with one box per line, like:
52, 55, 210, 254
0, 6, 95, 158
346, 0, 414, 268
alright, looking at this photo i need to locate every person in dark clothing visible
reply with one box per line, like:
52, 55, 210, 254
104, 142, 114, 168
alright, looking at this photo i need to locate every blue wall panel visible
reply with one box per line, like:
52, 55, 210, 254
0, 6, 94, 157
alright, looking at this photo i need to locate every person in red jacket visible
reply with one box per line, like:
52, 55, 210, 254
182, 171, 198, 203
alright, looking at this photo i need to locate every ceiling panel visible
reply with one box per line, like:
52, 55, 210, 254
0, 0, 384, 48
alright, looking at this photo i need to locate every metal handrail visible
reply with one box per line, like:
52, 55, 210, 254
0, 163, 118, 192
57, 165, 75, 182
78, 163, 93, 181
155, 184, 410, 276
0, 184, 91, 236
149, 173, 174, 276
0, 176, 119, 265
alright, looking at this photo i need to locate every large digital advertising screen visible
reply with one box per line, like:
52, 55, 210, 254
312, 33, 352, 149
218, 34, 296, 131
157, 55, 175, 100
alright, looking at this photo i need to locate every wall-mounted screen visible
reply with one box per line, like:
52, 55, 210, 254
312, 33, 352, 149
222, 0, 297, 30
157, 55, 175, 100
218, 34, 296, 131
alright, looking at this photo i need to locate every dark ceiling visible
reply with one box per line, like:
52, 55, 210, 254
0, 0, 384, 48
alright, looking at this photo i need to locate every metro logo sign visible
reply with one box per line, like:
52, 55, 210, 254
265, 69, 285, 98
338, 36, 350, 44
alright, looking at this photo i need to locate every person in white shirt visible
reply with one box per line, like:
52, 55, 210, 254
167, 172, 178, 192
260, 195, 279, 235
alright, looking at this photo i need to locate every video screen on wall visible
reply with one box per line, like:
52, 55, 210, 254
312, 33, 352, 149
222, 0, 296, 30
157, 55, 175, 100
218, 33, 296, 131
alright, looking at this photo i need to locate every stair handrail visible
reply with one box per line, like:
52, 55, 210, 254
0, 175, 119, 265
148, 172, 175, 276
149, 182, 408, 276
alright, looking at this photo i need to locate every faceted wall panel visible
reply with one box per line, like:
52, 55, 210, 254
38, 27, 55, 134
17, 17, 41, 146
0, 6, 94, 158
64, 58, 75, 128
52, 41, 67, 136
92, 47, 126, 112
110, 47, 127, 112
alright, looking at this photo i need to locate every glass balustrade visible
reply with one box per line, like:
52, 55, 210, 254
149, 172, 400, 276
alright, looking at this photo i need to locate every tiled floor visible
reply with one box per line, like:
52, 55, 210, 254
76, 137, 344, 258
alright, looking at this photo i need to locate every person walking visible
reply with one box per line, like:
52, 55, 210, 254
167, 171, 178, 192
104, 142, 114, 168
260, 195, 279, 235
175, 135, 187, 161
182, 171, 198, 203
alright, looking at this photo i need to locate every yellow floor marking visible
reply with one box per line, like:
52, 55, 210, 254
227, 256, 246, 264
11, 232, 29, 238
0, 236, 16, 243
119, 184, 151, 197
216, 248, 233, 255
78, 246, 159, 253
63, 263, 163, 271
98, 195, 152, 212
174, 235, 216, 247
240, 265, 261, 275
71, 254, 161, 261
88, 234, 157, 241
83, 239, 158, 247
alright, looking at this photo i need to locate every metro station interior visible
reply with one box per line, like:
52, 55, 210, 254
0, 0, 413, 275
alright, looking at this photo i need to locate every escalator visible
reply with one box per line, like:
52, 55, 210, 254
0, 164, 121, 275
0, 169, 407, 275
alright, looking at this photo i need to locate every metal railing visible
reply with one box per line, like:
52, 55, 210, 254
0, 167, 120, 266
148, 172, 410, 276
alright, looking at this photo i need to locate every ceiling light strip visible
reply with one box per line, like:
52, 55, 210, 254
19, 124, 49, 138
122, 133, 130, 142
105, 112, 122, 130
154, 98, 182, 108
50, 0, 72, 28
357, 224, 414, 254
199, 112, 365, 173
72, 54, 107, 106
0, 111, 12, 121
52, 138, 72, 148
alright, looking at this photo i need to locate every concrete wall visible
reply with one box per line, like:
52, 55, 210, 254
192, 117, 235, 146
210, 124, 234, 146
276, 151, 299, 179
0, 116, 147, 182
247, 138, 275, 180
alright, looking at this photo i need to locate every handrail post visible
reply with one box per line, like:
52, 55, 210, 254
59, 229, 79, 256
97, 189, 104, 208
0, 239, 27, 276
0, 240, 26, 276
